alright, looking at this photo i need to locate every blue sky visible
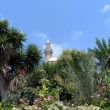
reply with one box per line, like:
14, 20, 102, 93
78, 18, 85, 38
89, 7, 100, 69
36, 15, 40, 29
0, 0, 110, 57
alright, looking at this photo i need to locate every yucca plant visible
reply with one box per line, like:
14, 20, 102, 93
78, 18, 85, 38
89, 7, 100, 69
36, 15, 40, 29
0, 20, 26, 100
25, 44, 42, 72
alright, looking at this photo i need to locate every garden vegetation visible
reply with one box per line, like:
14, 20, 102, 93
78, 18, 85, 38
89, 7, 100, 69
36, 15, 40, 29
0, 19, 110, 110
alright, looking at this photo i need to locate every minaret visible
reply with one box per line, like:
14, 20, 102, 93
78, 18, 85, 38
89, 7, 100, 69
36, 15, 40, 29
44, 39, 53, 61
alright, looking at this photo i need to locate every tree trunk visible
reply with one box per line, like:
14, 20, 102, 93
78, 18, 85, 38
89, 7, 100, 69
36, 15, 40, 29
0, 73, 6, 101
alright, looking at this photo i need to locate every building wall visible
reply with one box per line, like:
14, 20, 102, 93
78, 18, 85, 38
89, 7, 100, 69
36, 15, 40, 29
45, 52, 52, 61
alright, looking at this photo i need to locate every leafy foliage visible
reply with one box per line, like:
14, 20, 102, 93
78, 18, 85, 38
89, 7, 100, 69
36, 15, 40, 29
0, 20, 25, 66
0, 19, 42, 100
26, 44, 42, 71
2, 19, 110, 109
56, 50, 96, 104
91, 38, 110, 109
91, 38, 110, 71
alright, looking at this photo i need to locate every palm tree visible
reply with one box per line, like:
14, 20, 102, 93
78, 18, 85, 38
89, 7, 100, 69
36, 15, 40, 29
56, 49, 96, 104
91, 38, 110, 107
0, 20, 42, 100
0, 20, 25, 66
0, 20, 26, 100
25, 44, 42, 72
91, 38, 110, 71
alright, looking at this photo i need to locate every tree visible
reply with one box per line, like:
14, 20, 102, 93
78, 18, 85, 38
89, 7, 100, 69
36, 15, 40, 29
90, 38, 110, 71
90, 38, 110, 90
56, 49, 96, 104
25, 44, 42, 72
42, 62, 58, 79
10, 44, 42, 73
0, 20, 26, 100
0, 20, 42, 100
90, 38, 110, 108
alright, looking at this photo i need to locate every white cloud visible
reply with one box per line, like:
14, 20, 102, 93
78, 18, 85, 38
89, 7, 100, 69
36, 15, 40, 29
51, 43, 63, 58
71, 31, 83, 40
102, 4, 110, 13
36, 33, 64, 58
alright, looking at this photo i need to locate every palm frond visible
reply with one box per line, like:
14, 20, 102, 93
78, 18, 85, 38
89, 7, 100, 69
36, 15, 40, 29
96, 38, 104, 51
8, 28, 26, 48
57, 50, 95, 103
108, 37, 110, 51
26, 44, 42, 71
102, 38, 107, 50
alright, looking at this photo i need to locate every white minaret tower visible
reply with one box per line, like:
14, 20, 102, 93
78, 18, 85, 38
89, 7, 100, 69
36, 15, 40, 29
44, 39, 53, 61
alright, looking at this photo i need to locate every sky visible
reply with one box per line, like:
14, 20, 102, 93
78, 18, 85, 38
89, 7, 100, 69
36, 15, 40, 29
0, 0, 110, 57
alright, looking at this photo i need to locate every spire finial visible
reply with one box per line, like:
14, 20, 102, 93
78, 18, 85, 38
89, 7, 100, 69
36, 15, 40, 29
46, 38, 50, 43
